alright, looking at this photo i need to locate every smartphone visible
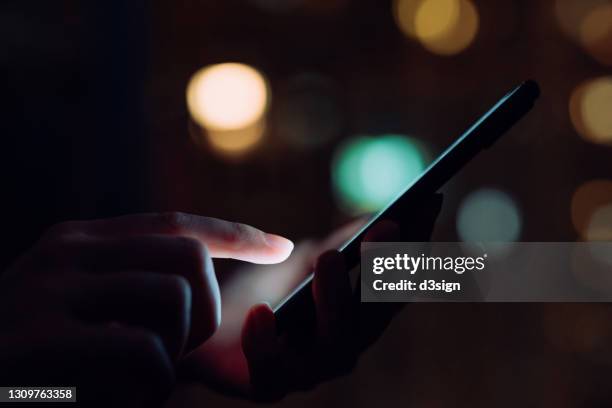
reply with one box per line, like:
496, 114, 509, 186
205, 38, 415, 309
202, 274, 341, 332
274, 80, 540, 334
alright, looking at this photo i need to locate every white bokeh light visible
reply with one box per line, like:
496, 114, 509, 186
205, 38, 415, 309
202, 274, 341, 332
187, 63, 269, 131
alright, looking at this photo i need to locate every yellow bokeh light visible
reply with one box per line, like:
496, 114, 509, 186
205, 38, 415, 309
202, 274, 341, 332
555, 0, 612, 65
569, 77, 612, 144
415, 0, 460, 40
579, 4, 612, 66
394, 0, 479, 56
587, 204, 612, 241
419, 0, 479, 56
186, 63, 269, 131
206, 118, 265, 156
554, 0, 608, 41
571, 179, 612, 239
393, 0, 422, 38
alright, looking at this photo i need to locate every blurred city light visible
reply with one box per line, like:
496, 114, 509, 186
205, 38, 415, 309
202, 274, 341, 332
274, 74, 343, 149
571, 179, 612, 239
579, 4, 612, 66
569, 77, 612, 145
414, 0, 460, 40
332, 134, 428, 213
555, 0, 612, 65
186, 63, 269, 131
417, 0, 478, 56
457, 189, 522, 242
586, 204, 612, 241
571, 242, 612, 296
206, 119, 266, 156
393, 0, 422, 38
393, 0, 479, 56
554, 0, 607, 41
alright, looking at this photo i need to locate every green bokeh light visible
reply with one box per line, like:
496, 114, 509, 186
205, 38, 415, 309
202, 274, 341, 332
332, 134, 428, 213
457, 189, 522, 242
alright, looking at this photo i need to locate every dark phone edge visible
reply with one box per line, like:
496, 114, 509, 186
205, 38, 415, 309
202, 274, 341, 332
273, 80, 540, 331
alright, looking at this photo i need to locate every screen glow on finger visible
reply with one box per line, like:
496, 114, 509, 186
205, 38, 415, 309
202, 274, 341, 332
457, 189, 522, 242
332, 134, 428, 214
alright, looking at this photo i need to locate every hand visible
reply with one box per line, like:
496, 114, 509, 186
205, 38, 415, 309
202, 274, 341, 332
0, 213, 293, 407
181, 194, 443, 401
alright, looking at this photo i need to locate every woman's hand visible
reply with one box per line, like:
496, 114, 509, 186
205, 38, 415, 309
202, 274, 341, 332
0, 213, 293, 407
182, 194, 443, 401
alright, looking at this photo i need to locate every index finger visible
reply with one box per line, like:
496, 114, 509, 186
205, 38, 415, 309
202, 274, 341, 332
57, 212, 294, 264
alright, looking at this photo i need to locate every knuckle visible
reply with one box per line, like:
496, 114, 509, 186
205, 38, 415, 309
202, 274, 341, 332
227, 222, 258, 247
176, 236, 206, 266
176, 235, 203, 250
158, 211, 189, 234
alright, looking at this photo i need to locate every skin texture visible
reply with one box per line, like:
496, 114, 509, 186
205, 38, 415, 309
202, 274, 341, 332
0, 195, 442, 406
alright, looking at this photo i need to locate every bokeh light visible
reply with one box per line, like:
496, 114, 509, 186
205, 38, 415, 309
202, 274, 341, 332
554, 0, 608, 41
332, 134, 428, 214
555, 0, 612, 65
206, 119, 266, 156
393, 0, 479, 56
586, 204, 612, 241
414, 0, 460, 40
393, 0, 422, 38
570, 77, 612, 145
457, 189, 522, 242
571, 242, 612, 294
579, 4, 612, 66
186, 63, 269, 131
571, 179, 612, 239
275, 74, 343, 149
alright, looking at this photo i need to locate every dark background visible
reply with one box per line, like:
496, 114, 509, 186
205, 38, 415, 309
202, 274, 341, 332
1, 0, 612, 406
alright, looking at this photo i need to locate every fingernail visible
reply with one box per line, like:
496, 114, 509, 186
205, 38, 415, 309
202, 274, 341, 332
264, 233, 294, 253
